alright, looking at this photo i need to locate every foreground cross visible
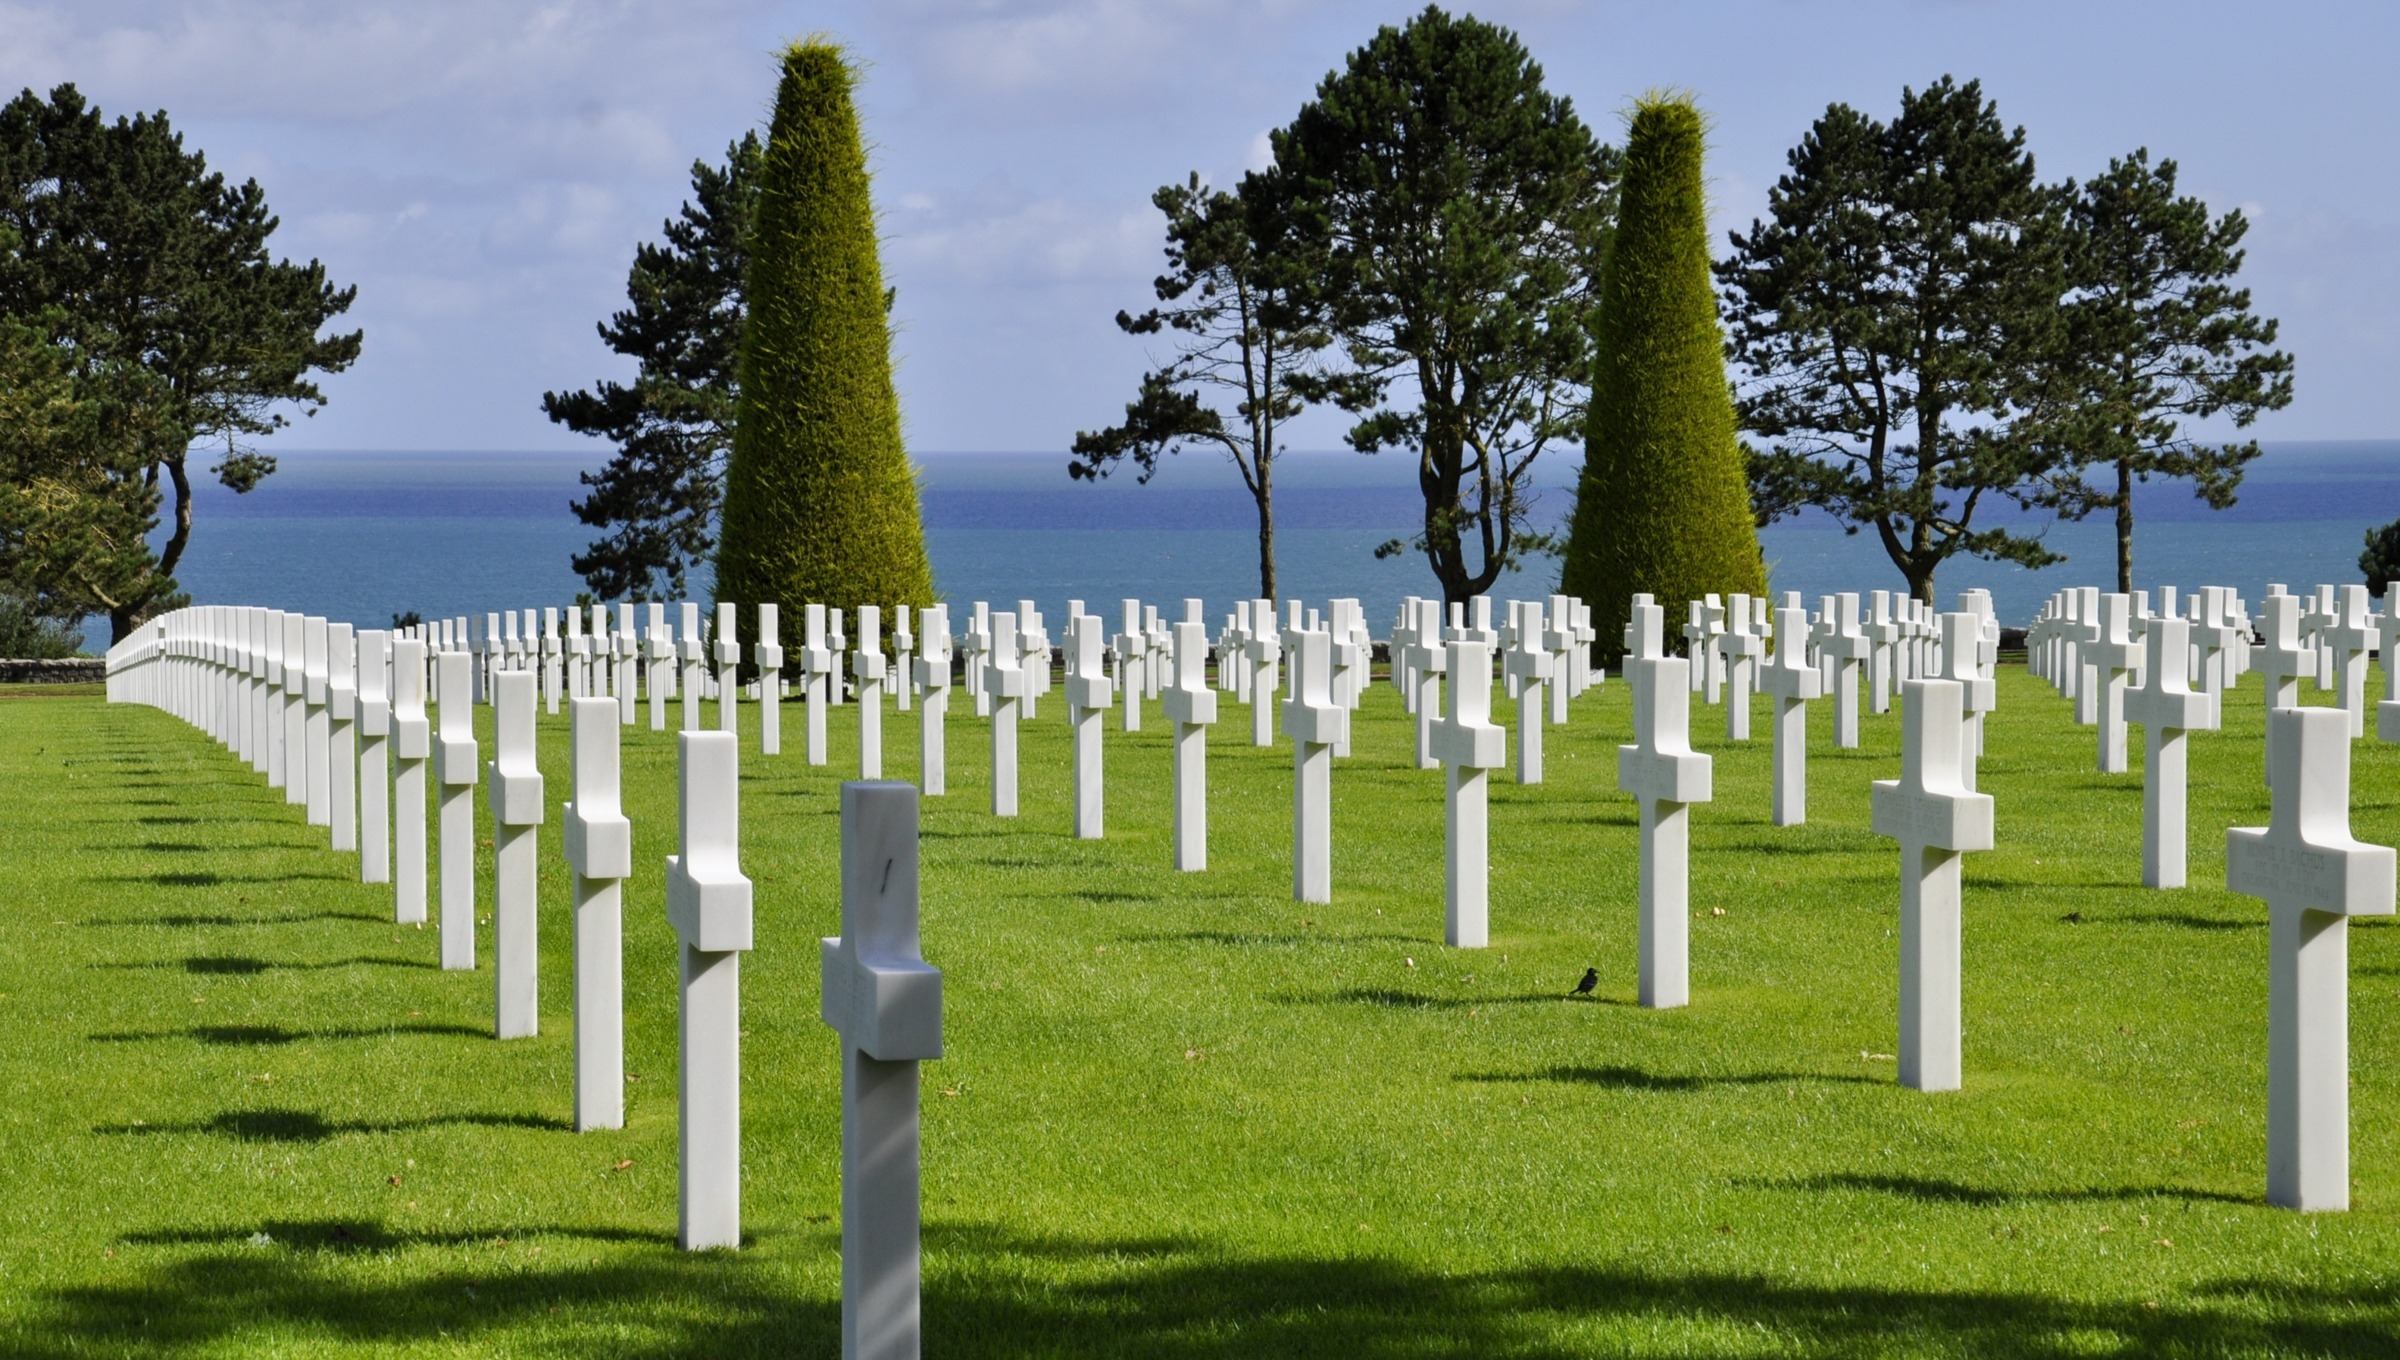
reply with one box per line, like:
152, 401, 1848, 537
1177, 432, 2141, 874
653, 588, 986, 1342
2228, 705, 2395, 1211
666, 730, 754, 1249
2127, 616, 2215, 889
1870, 679, 1994, 1092
983, 611, 1024, 817
1618, 601, 1711, 1007
564, 696, 631, 1131
433, 649, 479, 971
821, 781, 943, 1359
1162, 613, 1217, 871
488, 669, 545, 1037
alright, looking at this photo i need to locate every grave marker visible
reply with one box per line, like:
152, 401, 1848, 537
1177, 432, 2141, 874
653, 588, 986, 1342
328, 623, 357, 853
821, 781, 942, 1358
983, 611, 1024, 817
1870, 679, 1994, 1092
564, 695, 632, 1131
2128, 616, 2215, 889
1618, 600, 1711, 1007
434, 649, 480, 971
303, 615, 331, 827
1162, 610, 1218, 871
1285, 626, 1346, 904
2258, 593, 2311, 786
2089, 593, 2140, 774
715, 602, 742, 736
1502, 600, 1551, 784
915, 604, 952, 796
855, 606, 887, 779
1761, 597, 1825, 826
666, 730, 754, 1250
1434, 628, 1505, 947
488, 669, 545, 1038
2227, 705, 2396, 1211
358, 629, 392, 885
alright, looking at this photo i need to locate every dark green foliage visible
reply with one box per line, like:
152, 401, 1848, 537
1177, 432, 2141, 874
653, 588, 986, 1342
1720, 77, 2066, 603
544, 135, 759, 602
1562, 95, 1765, 657
2363, 519, 2400, 595
1262, 6, 1617, 606
2034, 150, 2294, 593
713, 42, 931, 616
0, 84, 360, 640
0, 296, 171, 640
1073, 175, 1350, 599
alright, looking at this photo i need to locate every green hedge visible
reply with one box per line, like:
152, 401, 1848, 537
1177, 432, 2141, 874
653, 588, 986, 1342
714, 39, 933, 618
1561, 94, 1764, 657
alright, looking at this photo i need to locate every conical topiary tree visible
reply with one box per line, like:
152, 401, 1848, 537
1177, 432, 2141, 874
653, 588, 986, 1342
715, 39, 933, 621
1560, 93, 1764, 660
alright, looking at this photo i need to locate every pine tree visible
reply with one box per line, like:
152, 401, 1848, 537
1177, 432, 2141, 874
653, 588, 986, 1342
713, 41, 932, 618
1563, 94, 1764, 657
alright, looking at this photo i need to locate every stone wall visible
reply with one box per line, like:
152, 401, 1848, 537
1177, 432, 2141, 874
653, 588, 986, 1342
0, 658, 104, 684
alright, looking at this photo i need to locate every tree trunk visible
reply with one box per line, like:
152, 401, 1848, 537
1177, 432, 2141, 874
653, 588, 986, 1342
2114, 456, 2135, 595
1253, 459, 1276, 601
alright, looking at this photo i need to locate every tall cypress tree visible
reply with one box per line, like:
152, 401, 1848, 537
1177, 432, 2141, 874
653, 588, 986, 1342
1562, 94, 1763, 658
714, 40, 932, 617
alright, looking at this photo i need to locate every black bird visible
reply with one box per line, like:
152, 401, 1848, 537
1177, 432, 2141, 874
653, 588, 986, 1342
1570, 968, 1599, 998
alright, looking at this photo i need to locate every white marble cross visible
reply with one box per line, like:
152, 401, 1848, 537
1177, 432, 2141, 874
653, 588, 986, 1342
679, 601, 706, 731
1682, 599, 1715, 699
1285, 626, 1346, 904
1066, 611, 1113, 839
647, 602, 674, 731
1330, 598, 1367, 756
805, 603, 835, 765
302, 615, 331, 828
1715, 592, 1762, 740
2306, 584, 2339, 688
1865, 591, 1900, 715
1870, 679, 1994, 1092
1113, 601, 1147, 736
1815, 592, 1870, 748
1162, 611, 1217, 871
964, 602, 991, 718
2325, 584, 2375, 738
567, 604, 589, 701
714, 602, 741, 736
2257, 592, 2312, 788
1405, 597, 1446, 770
1761, 596, 1824, 826
358, 629, 392, 886
1434, 627, 1505, 947
982, 610, 1024, 817
1014, 600, 1046, 720
327, 622, 358, 854
894, 606, 915, 714
1935, 611, 1996, 791
830, 607, 851, 708
1245, 596, 1281, 746
281, 612, 307, 803
666, 730, 754, 1250
856, 606, 887, 779
915, 604, 953, 796
1503, 600, 1552, 784
434, 648, 480, 971
2375, 585, 2400, 742
2127, 616, 2216, 889
821, 780, 943, 1356
756, 604, 784, 756
391, 636, 428, 922
2090, 593, 2140, 774
2227, 704, 2396, 1211
615, 603, 640, 726
543, 606, 564, 714
488, 669, 545, 1038
1618, 599, 1711, 1007
564, 695, 632, 1131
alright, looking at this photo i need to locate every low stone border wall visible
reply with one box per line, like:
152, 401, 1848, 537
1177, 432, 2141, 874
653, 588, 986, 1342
0, 658, 104, 684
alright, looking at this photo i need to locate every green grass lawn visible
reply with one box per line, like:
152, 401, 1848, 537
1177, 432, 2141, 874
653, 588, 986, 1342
5, 658, 2400, 1356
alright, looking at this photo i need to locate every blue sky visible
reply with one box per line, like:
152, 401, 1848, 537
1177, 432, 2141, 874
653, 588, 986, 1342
6, 0, 2393, 455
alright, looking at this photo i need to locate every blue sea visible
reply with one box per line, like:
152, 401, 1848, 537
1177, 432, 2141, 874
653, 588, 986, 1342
109, 440, 2400, 647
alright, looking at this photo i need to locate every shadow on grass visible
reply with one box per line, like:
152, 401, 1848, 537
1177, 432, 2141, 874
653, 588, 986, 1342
95, 1106, 573, 1143
1460, 1065, 1880, 1091
121, 1218, 670, 1253
19, 1222, 2398, 1357
2094, 911, 2256, 932
1740, 1171, 2252, 1208
91, 955, 434, 976
82, 909, 382, 929
93, 869, 351, 888
1283, 987, 1600, 1011
1126, 930, 1427, 948
89, 1021, 488, 1046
